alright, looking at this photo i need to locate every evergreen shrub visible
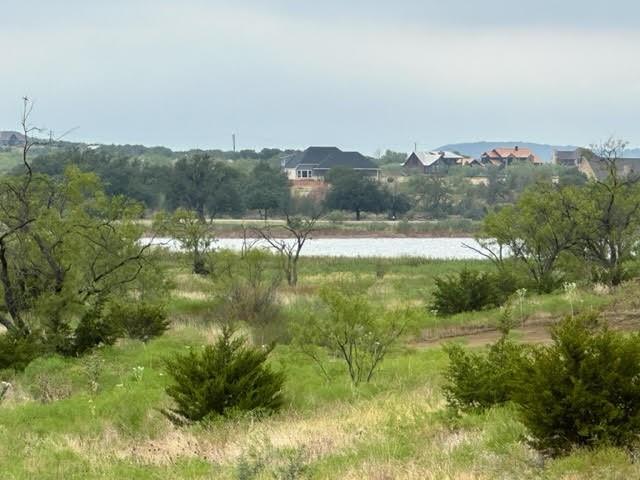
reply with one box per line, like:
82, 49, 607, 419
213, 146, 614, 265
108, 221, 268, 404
165, 326, 285, 422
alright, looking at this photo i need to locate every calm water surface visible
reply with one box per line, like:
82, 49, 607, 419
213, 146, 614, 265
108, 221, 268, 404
146, 237, 485, 260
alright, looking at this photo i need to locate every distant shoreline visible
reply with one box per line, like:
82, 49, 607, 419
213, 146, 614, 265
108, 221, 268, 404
140, 218, 480, 239
209, 229, 477, 239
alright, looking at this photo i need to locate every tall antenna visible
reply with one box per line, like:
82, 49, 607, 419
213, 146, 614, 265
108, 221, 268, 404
414, 142, 417, 153
232, 133, 236, 152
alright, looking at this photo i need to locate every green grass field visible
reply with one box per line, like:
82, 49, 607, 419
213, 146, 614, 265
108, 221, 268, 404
0, 254, 637, 479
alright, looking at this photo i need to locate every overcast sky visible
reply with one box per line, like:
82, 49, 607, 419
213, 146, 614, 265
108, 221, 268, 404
1, 1, 639, 153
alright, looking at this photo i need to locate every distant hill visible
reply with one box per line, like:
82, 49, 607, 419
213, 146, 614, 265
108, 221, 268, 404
626, 147, 640, 157
435, 141, 640, 162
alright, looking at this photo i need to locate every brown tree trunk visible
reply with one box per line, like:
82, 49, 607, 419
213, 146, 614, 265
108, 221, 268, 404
0, 240, 22, 332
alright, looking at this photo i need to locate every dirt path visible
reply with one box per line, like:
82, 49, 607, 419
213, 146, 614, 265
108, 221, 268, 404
412, 324, 553, 349
410, 309, 640, 349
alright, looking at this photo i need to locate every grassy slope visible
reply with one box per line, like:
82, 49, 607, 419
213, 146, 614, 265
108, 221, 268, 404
0, 255, 635, 479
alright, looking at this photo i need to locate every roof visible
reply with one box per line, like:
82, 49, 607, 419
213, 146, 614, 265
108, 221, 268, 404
284, 146, 341, 168
482, 146, 542, 164
403, 150, 469, 167
439, 151, 464, 160
316, 151, 379, 170
406, 151, 441, 167
284, 146, 379, 171
458, 157, 481, 166
0, 131, 25, 142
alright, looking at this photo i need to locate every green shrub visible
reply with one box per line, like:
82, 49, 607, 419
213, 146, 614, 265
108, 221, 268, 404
374, 259, 387, 279
70, 306, 120, 355
212, 249, 283, 343
325, 210, 347, 223
23, 356, 75, 403
443, 337, 528, 412
394, 218, 412, 235
107, 302, 170, 342
514, 314, 640, 455
366, 221, 387, 232
491, 268, 522, 301
431, 268, 502, 315
0, 332, 44, 372
225, 279, 280, 330
165, 326, 285, 422
292, 285, 406, 385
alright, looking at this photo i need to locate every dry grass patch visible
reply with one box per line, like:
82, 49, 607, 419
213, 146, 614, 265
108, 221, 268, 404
171, 273, 214, 293
59, 386, 443, 471
304, 272, 375, 284
343, 460, 490, 480
0, 381, 32, 407
172, 290, 209, 300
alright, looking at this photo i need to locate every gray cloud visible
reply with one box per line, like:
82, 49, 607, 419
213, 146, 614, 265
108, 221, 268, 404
1, 1, 639, 152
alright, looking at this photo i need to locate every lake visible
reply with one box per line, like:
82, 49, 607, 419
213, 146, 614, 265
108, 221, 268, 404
145, 237, 487, 260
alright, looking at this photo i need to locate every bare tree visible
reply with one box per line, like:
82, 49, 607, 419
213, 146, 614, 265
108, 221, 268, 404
255, 213, 321, 287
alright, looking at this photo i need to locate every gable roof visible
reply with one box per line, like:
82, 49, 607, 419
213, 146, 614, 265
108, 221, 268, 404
405, 151, 442, 167
459, 157, 481, 166
403, 151, 467, 167
316, 151, 379, 170
482, 146, 542, 164
284, 146, 341, 168
0, 131, 25, 143
439, 151, 464, 160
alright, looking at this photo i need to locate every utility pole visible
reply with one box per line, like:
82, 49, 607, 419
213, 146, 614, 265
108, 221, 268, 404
232, 133, 236, 152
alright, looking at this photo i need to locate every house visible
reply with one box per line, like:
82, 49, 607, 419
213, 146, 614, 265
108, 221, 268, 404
459, 157, 483, 167
283, 146, 380, 181
403, 150, 480, 174
578, 154, 640, 181
553, 149, 582, 167
0, 131, 25, 147
480, 146, 542, 166
554, 147, 640, 180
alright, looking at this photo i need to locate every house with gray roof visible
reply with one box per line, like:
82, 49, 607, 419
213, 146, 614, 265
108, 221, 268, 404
553, 149, 581, 167
283, 146, 380, 181
579, 154, 640, 181
554, 147, 640, 180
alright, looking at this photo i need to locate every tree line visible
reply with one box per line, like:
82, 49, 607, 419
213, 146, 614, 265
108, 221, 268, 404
15, 146, 588, 222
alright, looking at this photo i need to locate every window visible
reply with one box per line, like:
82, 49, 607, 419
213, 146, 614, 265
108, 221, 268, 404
297, 169, 312, 178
